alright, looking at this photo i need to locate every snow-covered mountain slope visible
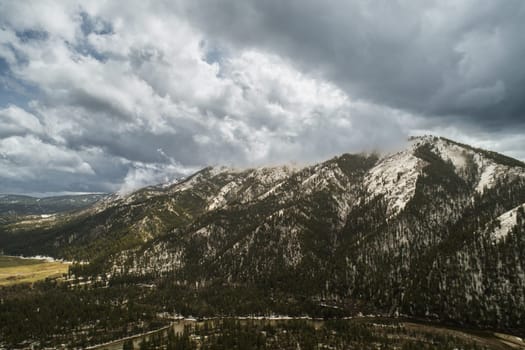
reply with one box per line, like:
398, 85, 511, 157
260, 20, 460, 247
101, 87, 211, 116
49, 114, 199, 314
204, 165, 299, 211
364, 136, 525, 216
489, 203, 525, 242
110, 136, 525, 329
3, 135, 524, 261
2, 135, 525, 330
364, 145, 425, 216
427, 136, 525, 193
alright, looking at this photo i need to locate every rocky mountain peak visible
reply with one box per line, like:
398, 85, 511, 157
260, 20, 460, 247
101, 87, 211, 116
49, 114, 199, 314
2, 136, 525, 332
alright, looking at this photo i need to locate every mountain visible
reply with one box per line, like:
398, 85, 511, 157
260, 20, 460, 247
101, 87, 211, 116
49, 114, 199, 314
0, 193, 107, 224
1, 135, 525, 332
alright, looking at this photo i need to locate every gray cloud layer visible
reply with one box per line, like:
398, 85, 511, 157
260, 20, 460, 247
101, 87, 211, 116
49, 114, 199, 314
180, 0, 525, 126
0, 1, 523, 194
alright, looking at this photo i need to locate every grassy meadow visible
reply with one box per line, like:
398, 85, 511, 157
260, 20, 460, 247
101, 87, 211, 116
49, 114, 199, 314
0, 255, 69, 286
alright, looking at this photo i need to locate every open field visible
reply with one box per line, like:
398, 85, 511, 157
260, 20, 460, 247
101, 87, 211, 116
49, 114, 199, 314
0, 255, 69, 286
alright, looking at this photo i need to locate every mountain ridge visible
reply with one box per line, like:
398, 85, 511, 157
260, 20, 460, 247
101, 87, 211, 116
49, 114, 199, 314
1, 135, 525, 331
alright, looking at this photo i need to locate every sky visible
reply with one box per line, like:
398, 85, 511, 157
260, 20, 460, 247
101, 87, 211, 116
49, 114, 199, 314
0, 1, 524, 195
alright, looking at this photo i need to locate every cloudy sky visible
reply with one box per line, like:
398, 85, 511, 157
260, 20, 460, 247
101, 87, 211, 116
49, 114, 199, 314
1, 1, 524, 195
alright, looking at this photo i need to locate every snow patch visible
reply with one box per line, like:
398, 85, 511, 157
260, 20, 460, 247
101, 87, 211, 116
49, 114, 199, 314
206, 165, 298, 210
415, 136, 525, 194
490, 203, 525, 242
207, 180, 241, 210
365, 149, 425, 216
432, 139, 468, 171
473, 157, 524, 193
476, 163, 497, 193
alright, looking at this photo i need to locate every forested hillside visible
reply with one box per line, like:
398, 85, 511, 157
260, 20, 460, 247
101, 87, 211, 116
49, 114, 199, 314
2, 136, 525, 348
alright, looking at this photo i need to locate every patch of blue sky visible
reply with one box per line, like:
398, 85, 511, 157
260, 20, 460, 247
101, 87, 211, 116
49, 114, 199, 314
71, 12, 114, 63
204, 46, 223, 65
15, 29, 49, 43
71, 40, 108, 62
0, 57, 38, 108
80, 11, 113, 36
200, 40, 226, 78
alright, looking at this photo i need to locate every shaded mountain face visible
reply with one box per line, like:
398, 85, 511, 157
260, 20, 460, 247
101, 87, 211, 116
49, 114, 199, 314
2, 136, 525, 329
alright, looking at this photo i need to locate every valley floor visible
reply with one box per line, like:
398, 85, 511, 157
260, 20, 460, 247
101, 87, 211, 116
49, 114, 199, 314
0, 255, 69, 286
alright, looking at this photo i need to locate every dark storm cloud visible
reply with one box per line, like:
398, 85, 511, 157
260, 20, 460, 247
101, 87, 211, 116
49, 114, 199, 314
0, 1, 523, 195
179, 0, 525, 128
